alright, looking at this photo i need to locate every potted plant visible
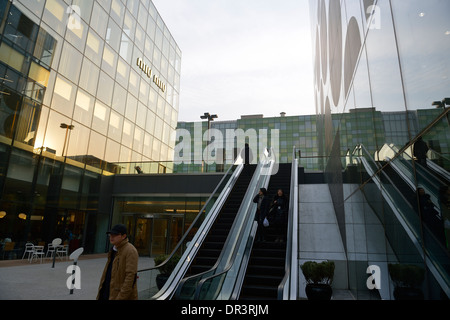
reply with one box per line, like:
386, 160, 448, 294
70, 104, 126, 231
388, 263, 424, 300
301, 260, 335, 300
155, 254, 181, 290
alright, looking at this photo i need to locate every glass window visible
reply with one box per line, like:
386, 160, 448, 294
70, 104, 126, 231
119, 32, 133, 64
116, 57, 130, 89
146, 110, 156, 135
134, 24, 145, 52
90, 2, 108, 38
365, 0, 405, 113
51, 75, 76, 116
391, 0, 450, 110
128, 69, 140, 98
121, 119, 134, 147
136, 102, 147, 129
108, 110, 123, 142
87, 130, 106, 161
79, 57, 100, 96
73, 88, 94, 127
143, 133, 153, 159
102, 44, 118, 78
106, 18, 121, 53
105, 138, 120, 163
92, 100, 110, 135
43, 110, 72, 156
110, 0, 125, 26
152, 47, 161, 70
111, 82, 127, 115
144, 36, 155, 60
34, 28, 57, 68
58, 42, 83, 84
152, 138, 160, 160
96, 71, 114, 105
85, 29, 104, 66
125, 93, 137, 122
137, 2, 148, 30
66, 121, 89, 158
119, 145, 132, 163
65, 14, 87, 52
0, 43, 26, 73
139, 79, 149, 105
133, 126, 144, 154
71, 0, 93, 24
33, 105, 49, 150
127, 0, 140, 18
123, 10, 136, 42
42, 0, 66, 36
147, 15, 156, 38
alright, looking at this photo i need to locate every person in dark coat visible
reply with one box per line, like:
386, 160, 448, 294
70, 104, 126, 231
413, 136, 429, 168
271, 189, 289, 242
417, 186, 446, 248
253, 187, 270, 242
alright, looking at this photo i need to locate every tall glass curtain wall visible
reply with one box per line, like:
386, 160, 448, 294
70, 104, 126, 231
0, 0, 181, 255
310, 0, 450, 299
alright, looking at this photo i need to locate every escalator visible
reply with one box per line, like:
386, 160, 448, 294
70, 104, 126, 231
174, 164, 256, 298
353, 144, 450, 298
239, 163, 291, 300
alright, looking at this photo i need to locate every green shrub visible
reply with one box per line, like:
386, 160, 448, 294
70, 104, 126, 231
388, 263, 424, 288
154, 254, 181, 275
301, 260, 335, 285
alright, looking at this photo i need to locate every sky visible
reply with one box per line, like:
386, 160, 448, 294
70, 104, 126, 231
151, 0, 316, 122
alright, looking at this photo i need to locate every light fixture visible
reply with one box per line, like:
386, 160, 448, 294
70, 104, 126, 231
0, 211, 6, 218
18, 213, 27, 220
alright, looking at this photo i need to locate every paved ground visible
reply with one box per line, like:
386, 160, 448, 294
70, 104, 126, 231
0, 254, 154, 300
0, 254, 359, 301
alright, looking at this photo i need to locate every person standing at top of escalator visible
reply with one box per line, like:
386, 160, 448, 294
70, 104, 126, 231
413, 136, 429, 168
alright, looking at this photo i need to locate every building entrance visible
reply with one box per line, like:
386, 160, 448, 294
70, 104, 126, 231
126, 214, 184, 257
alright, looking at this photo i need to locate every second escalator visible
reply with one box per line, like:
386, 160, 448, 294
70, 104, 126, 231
239, 163, 291, 300
175, 164, 256, 299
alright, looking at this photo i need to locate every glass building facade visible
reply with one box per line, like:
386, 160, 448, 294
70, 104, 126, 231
310, 0, 449, 299
0, 0, 181, 255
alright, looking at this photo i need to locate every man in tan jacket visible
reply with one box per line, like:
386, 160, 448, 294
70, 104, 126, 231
97, 224, 138, 300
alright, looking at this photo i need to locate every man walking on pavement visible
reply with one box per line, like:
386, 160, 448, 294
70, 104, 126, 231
97, 224, 139, 300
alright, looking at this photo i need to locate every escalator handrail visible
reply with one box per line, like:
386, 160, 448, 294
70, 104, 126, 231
172, 161, 263, 299
185, 150, 275, 300
195, 154, 275, 300
385, 143, 447, 189
277, 146, 299, 300
149, 163, 244, 299
138, 163, 239, 274
355, 146, 450, 296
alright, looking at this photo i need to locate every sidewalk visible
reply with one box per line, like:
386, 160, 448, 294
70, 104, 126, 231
0, 254, 154, 300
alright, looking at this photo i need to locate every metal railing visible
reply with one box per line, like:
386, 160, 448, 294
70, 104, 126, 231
136, 162, 242, 300
277, 146, 299, 300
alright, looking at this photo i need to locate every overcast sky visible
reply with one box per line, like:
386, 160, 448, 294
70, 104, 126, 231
152, 0, 316, 122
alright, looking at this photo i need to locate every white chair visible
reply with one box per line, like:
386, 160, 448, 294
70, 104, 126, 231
45, 243, 55, 259
56, 244, 69, 261
30, 245, 45, 263
21, 243, 34, 261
